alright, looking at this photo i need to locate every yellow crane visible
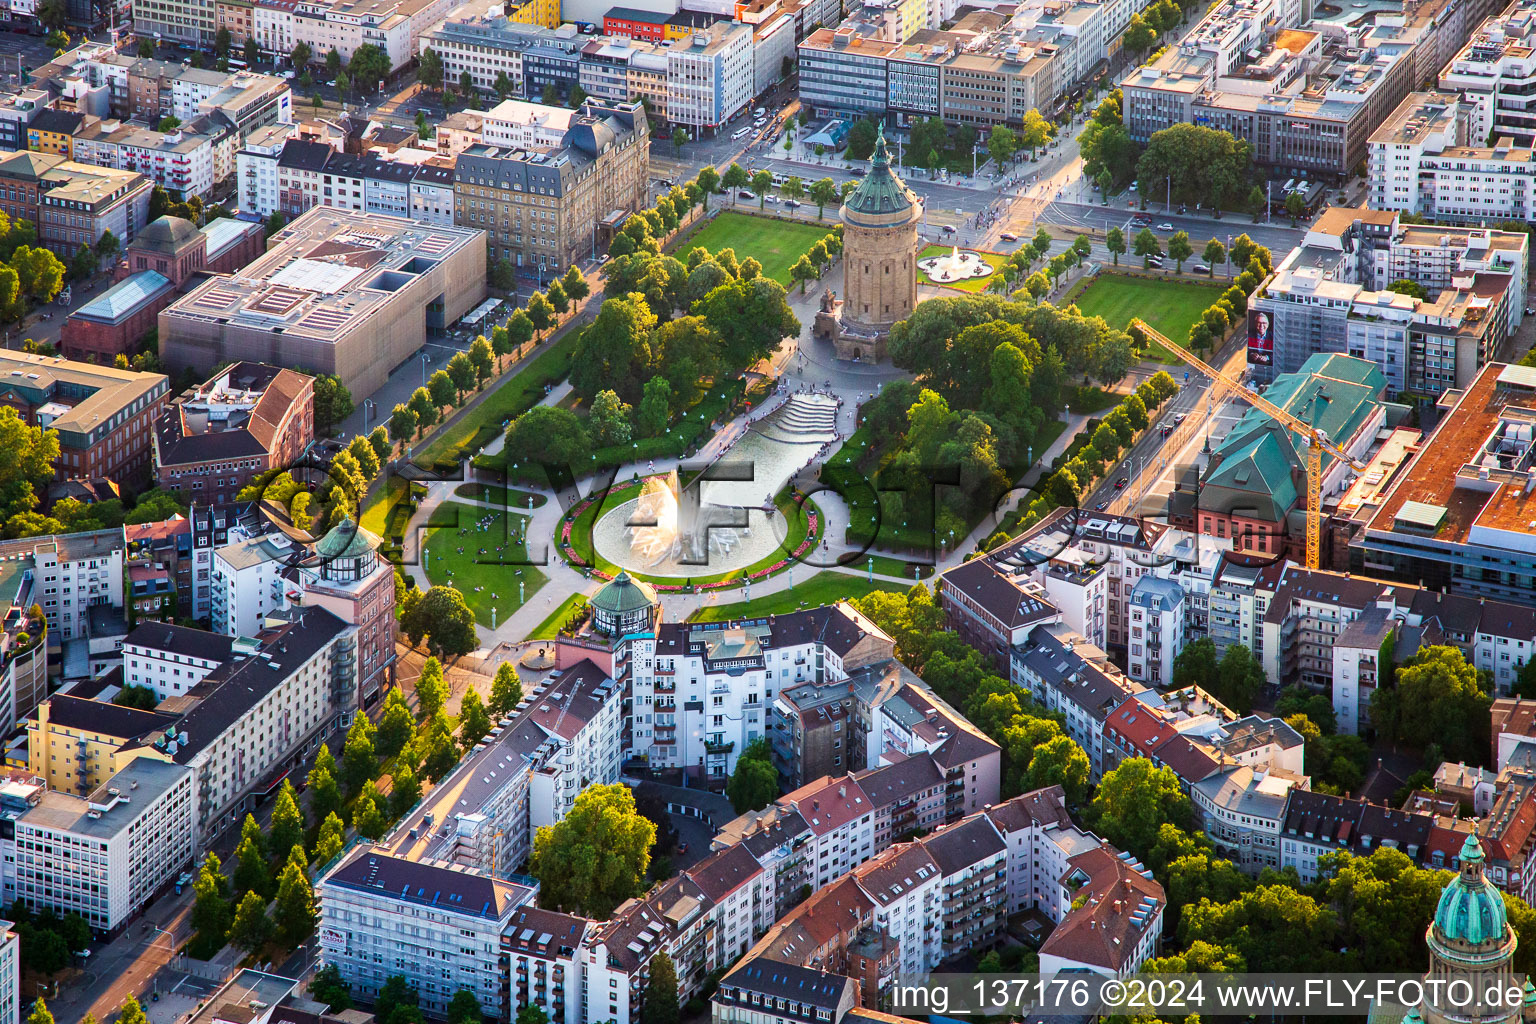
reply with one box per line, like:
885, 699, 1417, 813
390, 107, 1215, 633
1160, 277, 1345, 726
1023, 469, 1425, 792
1128, 318, 1367, 570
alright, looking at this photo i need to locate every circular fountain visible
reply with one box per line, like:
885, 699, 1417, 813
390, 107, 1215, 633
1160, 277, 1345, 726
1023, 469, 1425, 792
586, 393, 839, 580
918, 246, 994, 283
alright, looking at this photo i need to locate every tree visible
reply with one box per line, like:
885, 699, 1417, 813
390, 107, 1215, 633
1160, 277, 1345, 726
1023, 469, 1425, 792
1203, 238, 1227, 276
1168, 230, 1193, 273
118, 999, 149, 1024
636, 375, 672, 439
312, 373, 352, 435
314, 811, 347, 867
504, 406, 588, 466
1026, 734, 1091, 804
721, 163, 749, 203
1285, 191, 1306, 225
459, 688, 492, 750
589, 389, 633, 447
1374, 645, 1490, 763
1106, 227, 1126, 266
750, 169, 774, 209
694, 276, 800, 369
530, 783, 656, 918
403, 587, 478, 658
1172, 637, 1218, 692
809, 177, 839, 220
191, 853, 233, 942
526, 291, 555, 338
375, 976, 420, 1024
1088, 758, 1192, 859
448, 990, 483, 1024
271, 780, 306, 865
1386, 279, 1429, 301
416, 656, 446, 719
695, 166, 720, 211
340, 713, 377, 798
389, 404, 418, 445
376, 689, 415, 760
274, 846, 317, 944
1136, 123, 1251, 212
560, 265, 589, 303
1215, 644, 1266, 715
727, 740, 779, 813
1123, 12, 1157, 51
353, 786, 389, 840
232, 814, 271, 898
390, 764, 422, 818
307, 749, 343, 827
988, 125, 1018, 168
421, 719, 460, 783
310, 965, 352, 1012
488, 662, 523, 718
846, 118, 878, 161
227, 890, 272, 953
790, 254, 816, 295
139, 37, 155, 57
291, 40, 313, 69
491, 259, 516, 291
641, 951, 679, 1024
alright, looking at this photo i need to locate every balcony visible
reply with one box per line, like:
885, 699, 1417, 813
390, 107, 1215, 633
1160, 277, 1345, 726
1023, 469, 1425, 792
704, 740, 735, 755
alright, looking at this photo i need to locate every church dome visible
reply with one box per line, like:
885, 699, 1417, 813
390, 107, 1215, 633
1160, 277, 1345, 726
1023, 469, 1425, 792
1435, 834, 1508, 946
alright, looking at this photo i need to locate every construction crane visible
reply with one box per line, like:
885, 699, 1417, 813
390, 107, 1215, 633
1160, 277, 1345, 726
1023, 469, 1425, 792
1128, 318, 1368, 570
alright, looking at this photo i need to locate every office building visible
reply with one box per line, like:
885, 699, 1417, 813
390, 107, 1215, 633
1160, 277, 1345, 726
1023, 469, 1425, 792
454, 99, 648, 279
72, 114, 238, 201
1438, 0, 1536, 145
161, 207, 485, 397
664, 23, 753, 129
1369, 91, 1536, 223
153, 363, 314, 506
13, 758, 195, 934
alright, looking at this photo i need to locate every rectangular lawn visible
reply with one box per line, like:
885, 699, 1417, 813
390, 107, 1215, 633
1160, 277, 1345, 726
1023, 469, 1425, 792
1070, 273, 1224, 363
675, 210, 831, 287
421, 502, 547, 628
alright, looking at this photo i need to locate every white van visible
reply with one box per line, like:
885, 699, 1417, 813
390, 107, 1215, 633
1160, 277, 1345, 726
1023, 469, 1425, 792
753, 106, 766, 118
732, 126, 751, 140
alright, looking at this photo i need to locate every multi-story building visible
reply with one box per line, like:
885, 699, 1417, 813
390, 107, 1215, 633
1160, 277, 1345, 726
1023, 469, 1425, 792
72, 114, 237, 201
1350, 363, 1536, 606
1192, 764, 1308, 874
384, 658, 625, 876
211, 531, 304, 637
317, 851, 536, 1019
289, 519, 397, 707
454, 99, 647, 279
1127, 576, 1185, 686
13, 758, 195, 934
421, 18, 583, 101
0, 151, 152, 258
1119, 0, 1505, 175
0, 91, 46, 153
172, 69, 292, 136
0, 529, 126, 645
0, 922, 15, 1024
1011, 621, 1142, 778
1279, 789, 1436, 883
161, 208, 485, 397
1369, 91, 1536, 223
1247, 207, 1527, 393
26, 697, 180, 795
1438, 0, 1536, 145
122, 621, 235, 702
153, 363, 314, 506
665, 23, 753, 129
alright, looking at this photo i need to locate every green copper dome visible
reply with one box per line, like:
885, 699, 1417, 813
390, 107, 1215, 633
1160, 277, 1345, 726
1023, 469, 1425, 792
1434, 834, 1507, 946
591, 571, 658, 614
843, 125, 918, 218
313, 517, 378, 559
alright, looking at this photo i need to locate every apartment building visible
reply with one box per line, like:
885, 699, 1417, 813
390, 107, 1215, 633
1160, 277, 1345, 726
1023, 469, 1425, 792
72, 114, 237, 200
1369, 91, 1536, 223
1126, 576, 1184, 685
384, 659, 624, 877
153, 363, 314, 505
0, 530, 125, 648
1011, 621, 1143, 778
318, 851, 535, 1019
13, 758, 195, 934
289, 519, 398, 707
1280, 789, 1436, 883
1119, 0, 1504, 175
0, 923, 14, 1024
1192, 764, 1308, 874
161, 208, 485, 397
1247, 206, 1527, 393
421, 18, 582, 101
171, 70, 293, 135
0, 150, 154, 262
211, 531, 304, 636
1438, 0, 1536, 145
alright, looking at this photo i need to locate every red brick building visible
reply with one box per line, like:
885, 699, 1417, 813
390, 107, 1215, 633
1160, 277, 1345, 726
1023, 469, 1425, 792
153, 362, 314, 505
0, 351, 169, 486
61, 215, 266, 363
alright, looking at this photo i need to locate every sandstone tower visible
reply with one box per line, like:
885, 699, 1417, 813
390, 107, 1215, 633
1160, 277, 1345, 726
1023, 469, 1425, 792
834, 125, 920, 361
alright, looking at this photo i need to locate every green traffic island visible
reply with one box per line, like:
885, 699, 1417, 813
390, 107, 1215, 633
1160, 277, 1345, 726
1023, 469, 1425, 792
453, 483, 548, 509
917, 243, 1010, 294
555, 476, 822, 592
419, 501, 548, 627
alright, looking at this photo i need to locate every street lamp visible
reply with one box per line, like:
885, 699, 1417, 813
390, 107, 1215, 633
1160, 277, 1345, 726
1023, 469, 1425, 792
419, 351, 430, 385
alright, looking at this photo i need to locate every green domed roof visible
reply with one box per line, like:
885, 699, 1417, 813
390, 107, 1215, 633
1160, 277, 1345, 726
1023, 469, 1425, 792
1434, 834, 1508, 946
313, 517, 378, 559
591, 572, 658, 614
843, 125, 917, 218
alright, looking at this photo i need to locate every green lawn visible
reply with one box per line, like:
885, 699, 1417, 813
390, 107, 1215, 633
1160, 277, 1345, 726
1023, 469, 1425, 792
919, 243, 1005, 293
688, 570, 907, 622
421, 502, 547, 628
1069, 273, 1223, 364
676, 211, 831, 287
524, 593, 589, 641
455, 483, 548, 509
412, 328, 583, 470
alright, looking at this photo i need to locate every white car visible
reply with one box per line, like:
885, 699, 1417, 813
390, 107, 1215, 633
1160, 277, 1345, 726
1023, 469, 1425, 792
1157, 222, 1175, 231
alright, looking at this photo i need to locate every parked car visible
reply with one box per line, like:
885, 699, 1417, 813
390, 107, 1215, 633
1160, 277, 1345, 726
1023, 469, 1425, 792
1096, 500, 1110, 510
785, 199, 801, 208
